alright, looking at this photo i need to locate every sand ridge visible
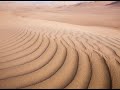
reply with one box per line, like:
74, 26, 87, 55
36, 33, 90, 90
0, 14, 120, 89
0, 1, 120, 88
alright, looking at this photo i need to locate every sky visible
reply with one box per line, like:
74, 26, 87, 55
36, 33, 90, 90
0, 1, 93, 6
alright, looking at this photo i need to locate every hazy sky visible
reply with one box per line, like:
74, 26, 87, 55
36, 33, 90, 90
0, 1, 92, 6
15, 1, 83, 5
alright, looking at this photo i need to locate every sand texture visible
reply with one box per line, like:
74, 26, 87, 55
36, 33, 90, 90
0, 1, 120, 89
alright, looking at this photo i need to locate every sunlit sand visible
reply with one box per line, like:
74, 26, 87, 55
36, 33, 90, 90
0, 1, 120, 89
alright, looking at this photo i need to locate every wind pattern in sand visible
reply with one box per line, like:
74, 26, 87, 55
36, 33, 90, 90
0, 14, 120, 89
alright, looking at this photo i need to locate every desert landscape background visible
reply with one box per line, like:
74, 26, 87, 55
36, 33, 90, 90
0, 1, 120, 89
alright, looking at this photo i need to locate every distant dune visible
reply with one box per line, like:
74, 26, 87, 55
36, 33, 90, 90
1, 1, 119, 29
106, 1, 120, 7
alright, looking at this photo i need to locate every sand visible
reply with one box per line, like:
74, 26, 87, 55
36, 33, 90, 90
0, 1, 120, 89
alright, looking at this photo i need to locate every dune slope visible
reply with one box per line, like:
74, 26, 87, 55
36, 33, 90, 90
0, 13, 120, 89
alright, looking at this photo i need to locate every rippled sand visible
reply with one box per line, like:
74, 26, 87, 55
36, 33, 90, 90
0, 1, 120, 89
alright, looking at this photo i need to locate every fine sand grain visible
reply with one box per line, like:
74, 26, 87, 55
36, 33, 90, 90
0, 1, 120, 89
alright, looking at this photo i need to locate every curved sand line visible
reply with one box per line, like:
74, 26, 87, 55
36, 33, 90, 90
0, 31, 32, 55
0, 15, 120, 89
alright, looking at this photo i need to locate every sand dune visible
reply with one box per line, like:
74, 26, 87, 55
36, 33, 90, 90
107, 1, 120, 7
0, 1, 120, 89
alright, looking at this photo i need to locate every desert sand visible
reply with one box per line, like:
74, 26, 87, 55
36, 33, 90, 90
0, 1, 120, 89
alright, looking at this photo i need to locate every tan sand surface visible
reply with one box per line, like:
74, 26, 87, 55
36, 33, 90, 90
0, 1, 120, 89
